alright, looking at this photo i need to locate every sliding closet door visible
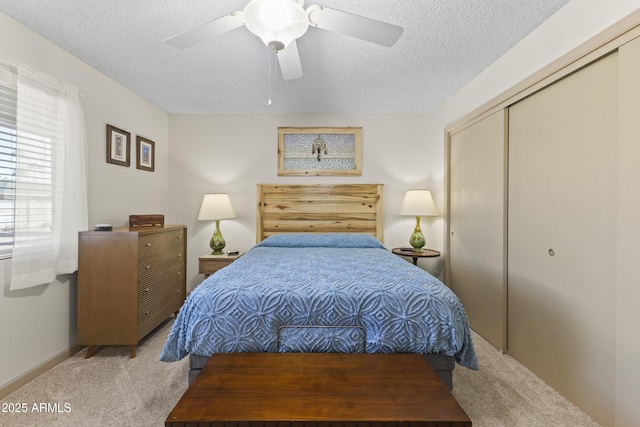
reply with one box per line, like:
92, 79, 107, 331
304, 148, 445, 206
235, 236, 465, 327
508, 52, 617, 425
616, 36, 640, 427
448, 110, 506, 351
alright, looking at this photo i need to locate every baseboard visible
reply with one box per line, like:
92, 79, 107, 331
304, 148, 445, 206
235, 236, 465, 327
0, 344, 84, 399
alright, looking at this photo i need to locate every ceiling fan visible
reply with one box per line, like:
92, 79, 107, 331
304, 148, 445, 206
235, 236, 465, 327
165, 0, 403, 80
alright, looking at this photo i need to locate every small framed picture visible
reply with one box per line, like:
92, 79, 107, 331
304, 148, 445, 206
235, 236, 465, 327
106, 124, 131, 167
136, 136, 155, 172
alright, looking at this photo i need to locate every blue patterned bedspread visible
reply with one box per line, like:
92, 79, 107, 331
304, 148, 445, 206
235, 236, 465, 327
160, 233, 478, 370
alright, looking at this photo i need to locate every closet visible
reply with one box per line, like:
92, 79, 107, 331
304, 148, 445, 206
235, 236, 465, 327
508, 51, 617, 424
448, 110, 507, 352
445, 26, 640, 427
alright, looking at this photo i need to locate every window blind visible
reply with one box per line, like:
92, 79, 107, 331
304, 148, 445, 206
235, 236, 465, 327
0, 78, 17, 257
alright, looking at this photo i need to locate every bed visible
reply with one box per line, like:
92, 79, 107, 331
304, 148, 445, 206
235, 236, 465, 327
160, 184, 477, 390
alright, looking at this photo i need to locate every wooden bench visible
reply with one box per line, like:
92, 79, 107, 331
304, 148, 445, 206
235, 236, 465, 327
166, 353, 471, 427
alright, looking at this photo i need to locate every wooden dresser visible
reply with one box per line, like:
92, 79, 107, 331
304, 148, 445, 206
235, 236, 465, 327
77, 225, 186, 358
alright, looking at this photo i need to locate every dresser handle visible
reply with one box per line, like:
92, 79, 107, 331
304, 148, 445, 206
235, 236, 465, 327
144, 288, 150, 292
176, 290, 181, 294
145, 265, 150, 270
178, 235, 182, 239
144, 310, 149, 315
146, 243, 151, 247
177, 272, 181, 276
178, 253, 182, 257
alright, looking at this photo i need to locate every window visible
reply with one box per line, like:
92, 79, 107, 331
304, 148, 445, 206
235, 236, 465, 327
1, 63, 87, 290
0, 66, 56, 261
0, 76, 17, 258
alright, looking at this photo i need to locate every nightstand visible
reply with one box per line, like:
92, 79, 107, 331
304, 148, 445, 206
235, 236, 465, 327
199, 253, 243, 278
392, 247, 440, 266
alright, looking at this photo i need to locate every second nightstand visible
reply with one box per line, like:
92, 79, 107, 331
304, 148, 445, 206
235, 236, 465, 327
199, 253, 243, 278
391, 247, 440, 266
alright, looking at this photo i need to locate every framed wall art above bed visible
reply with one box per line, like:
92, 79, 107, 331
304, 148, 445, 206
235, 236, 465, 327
277, 127, 362, 176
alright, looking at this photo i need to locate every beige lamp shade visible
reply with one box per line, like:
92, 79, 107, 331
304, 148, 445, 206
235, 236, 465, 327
197, 194, 236, 221
399, 190, 438, 217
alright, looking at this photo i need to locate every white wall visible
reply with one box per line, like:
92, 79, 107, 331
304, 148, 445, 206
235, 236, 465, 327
167, 113, 443, 292
0, 12, 169, 390
431, 1, 640, 426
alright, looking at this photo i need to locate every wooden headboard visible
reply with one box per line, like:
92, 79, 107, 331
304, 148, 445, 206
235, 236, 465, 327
256, 184, 384, 242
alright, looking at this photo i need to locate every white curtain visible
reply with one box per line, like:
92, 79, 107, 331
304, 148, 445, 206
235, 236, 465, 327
10, 66, 88, 290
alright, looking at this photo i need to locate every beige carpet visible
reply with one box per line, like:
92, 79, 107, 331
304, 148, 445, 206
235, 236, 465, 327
452, 331, 600, 426
0, 319, 188, 427
1, 320, 600, 427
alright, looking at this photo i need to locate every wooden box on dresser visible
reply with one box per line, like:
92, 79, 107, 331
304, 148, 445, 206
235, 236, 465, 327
77, 225, 187, 358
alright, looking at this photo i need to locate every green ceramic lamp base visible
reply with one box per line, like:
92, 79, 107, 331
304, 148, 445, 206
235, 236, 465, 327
209, 219, 226, 255
408, 216, 426, 253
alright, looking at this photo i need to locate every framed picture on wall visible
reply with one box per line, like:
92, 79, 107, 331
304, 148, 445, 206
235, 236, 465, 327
136, 135, 155, 172
106, 124, 131, 167
277, 127, 362, 176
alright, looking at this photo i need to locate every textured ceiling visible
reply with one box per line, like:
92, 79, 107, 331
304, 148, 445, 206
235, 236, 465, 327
0, 0, 569, 114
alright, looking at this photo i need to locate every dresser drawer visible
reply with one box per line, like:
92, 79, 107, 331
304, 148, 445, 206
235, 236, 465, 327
138, 229, 184, 258
138, 287, 183, 338
138, 298, 179, 340
138, 251, 184, 282
138, 265, 185, 339
138, 266, 184, 298
199, 258, 234, 273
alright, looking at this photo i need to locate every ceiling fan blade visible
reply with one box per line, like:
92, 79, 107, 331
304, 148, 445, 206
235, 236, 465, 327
307, 5, 403, 47
277, 40, 303, 80
165, 12, 244, 49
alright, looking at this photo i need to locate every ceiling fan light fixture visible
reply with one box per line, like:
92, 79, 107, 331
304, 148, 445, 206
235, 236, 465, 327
243, 0, 309, 51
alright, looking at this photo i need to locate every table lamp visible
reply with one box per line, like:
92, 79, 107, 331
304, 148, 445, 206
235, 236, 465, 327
197, 193, 236, 254
399, 190, 438, 252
